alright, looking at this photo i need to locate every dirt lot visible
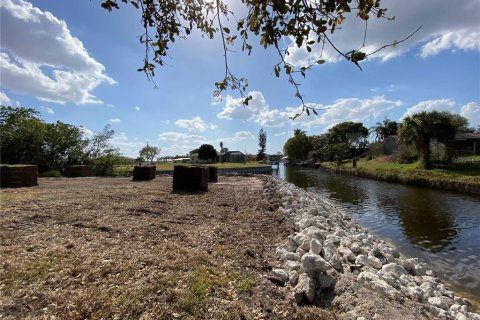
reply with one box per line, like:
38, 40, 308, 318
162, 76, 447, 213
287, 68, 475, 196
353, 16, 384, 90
0, 176, 336, 319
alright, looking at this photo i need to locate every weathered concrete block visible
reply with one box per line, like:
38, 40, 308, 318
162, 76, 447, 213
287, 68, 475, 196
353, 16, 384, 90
66, 165, 93, 177
0, 165, 38, 188
132, 165, 156, 181
173, 166, 208, 191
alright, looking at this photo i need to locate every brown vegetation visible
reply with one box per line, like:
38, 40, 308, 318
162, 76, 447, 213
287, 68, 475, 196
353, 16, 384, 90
0, 176, 336, 319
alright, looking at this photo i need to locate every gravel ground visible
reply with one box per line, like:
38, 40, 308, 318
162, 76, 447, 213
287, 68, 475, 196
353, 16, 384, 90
0, 176, 336, 320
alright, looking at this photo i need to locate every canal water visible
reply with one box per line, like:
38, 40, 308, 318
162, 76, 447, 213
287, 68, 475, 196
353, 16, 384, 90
272, 165, 480, 304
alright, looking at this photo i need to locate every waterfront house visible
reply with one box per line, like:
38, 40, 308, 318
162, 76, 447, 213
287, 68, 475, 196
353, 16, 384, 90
224, 151, 246, 163
454, 132, 480, 155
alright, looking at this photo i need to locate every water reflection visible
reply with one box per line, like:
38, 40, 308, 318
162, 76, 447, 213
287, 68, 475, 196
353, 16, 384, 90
395, 190, 457, 252
273, 165, 480, 301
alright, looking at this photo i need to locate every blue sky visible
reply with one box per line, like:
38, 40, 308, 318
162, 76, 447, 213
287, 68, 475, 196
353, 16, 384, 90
1, 0, 479, 157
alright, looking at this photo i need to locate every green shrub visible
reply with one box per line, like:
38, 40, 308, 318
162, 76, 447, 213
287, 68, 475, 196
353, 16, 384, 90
92, 153, 119, 176
41, 170, 62, 177
114, 166, 133, 177
393, 147, 419, 164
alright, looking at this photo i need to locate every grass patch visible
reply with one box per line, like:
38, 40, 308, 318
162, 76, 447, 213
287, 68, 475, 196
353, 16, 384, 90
322, 157, 480, 193
40, 169, 62, 177
115, 162, 267, 173
236, 276, 255, 293
177, 266, 237, 314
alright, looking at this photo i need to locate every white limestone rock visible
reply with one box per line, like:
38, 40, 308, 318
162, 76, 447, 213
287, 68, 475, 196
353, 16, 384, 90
355, 254, 382, 270
316, 273, 336, 289
302, 253, 330, 274
310, 239, 323, 255
284, 260, 301, 271
350, 242, 361, 254
338, 246, 356, 262
382, 263, 408, 277
428, 296, 449, 310
357, 271, 401, 300
294, 273, 315, 304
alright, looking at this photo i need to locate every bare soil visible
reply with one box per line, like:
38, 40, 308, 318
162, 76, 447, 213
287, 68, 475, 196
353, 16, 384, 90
0, 176, 336, 320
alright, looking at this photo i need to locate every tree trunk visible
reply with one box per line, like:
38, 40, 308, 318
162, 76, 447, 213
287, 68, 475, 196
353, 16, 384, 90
419, 139, 431, 169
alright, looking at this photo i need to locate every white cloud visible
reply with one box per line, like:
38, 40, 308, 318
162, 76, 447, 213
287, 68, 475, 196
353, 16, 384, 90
41, 106, 54, 114
420, 30, 480, 58
158, 132, 208, 145
135, 106, 140, 111
274, 131, 287, 136
0, 92, 12, 105
111, 132, 144, 158
217, 91, 289, 127
402, 99, 456, 119
80, 127, 94, 139
217, 91, 268, 121
217, 131, 254, 144
284, 0, 480, 67
0, 0, 115, 105
175, 116, 217, 132
160, 120, 171, 125
217, 91, 402, 131
107, 104, 115, 107
293, 96, 403, 131
460, 102, 480, 128
109, 118, 121, 123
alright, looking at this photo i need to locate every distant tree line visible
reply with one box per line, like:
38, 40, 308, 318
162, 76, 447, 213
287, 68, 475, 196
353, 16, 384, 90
0, 106, 122, 175
283, 111, 473, 169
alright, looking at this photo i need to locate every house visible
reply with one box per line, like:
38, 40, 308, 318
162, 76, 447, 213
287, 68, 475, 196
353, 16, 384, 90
224, 151, 245, 163
454, 132, 480, 155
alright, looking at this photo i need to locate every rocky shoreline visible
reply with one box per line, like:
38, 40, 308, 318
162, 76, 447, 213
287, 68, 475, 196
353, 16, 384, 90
263, 176, 480, 320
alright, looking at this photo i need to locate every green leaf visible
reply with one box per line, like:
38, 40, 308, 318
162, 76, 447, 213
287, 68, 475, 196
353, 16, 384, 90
316, 59, 325, 64
274, 66, 280, 77
130, 1, 139, 9
223, 27, 230, 34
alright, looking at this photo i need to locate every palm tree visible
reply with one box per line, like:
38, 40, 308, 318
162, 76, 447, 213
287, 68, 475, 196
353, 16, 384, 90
398, 111, 458, 169
293, 128, 305, 136
370, 118, 398, 142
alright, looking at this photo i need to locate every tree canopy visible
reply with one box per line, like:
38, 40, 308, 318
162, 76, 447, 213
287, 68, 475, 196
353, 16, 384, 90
198, 144, 217, 162
257, 128, 267, 161
398, 111, 469, 169
327, 121, 369, 157
370, 118, 398, 141
139, 143, 160, 164
0, 106, 119, 174
100, 0, 419, 116
283, 129, 313, 163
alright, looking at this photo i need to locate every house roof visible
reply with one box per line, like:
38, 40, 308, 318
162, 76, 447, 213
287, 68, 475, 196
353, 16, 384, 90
455, 132, 480, 141
226, 151, 244, 155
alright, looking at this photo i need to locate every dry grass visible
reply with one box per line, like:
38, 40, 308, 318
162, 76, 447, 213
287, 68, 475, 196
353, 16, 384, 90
0, 176, 337, 319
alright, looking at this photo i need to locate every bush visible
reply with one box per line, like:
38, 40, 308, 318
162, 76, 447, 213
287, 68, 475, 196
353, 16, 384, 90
367, 141, 385, 157
114, 166, 133, 177
392, 146, 419, 164
41, 169, 62, 177
92, 153, 119, 176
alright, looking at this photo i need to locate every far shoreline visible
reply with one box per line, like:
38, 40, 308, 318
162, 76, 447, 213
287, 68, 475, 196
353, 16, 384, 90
314, 162, 480, 195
